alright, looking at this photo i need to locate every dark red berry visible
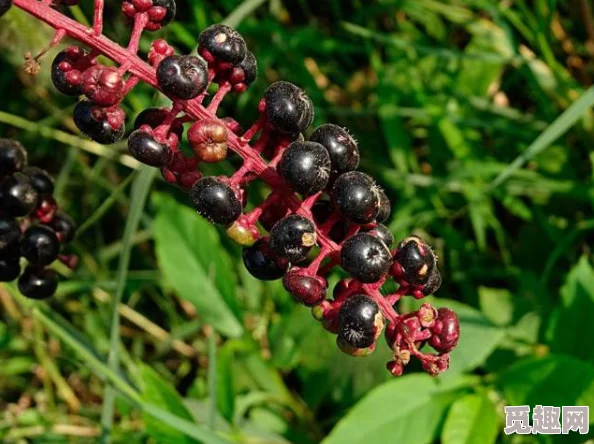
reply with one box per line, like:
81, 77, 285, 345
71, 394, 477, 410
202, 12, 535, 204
392, 235, 436, 286
134, 108, 184, 139
20, 225, 60, 266
190, 177, 242, 225
341, 233, 392, 283
198, 24, 247, 65
128, 130, 171, 167
82, 65, 125, 106
18, 266, 58, 299
157, 55, 208, 100
0, 216, 20, 252
229, 51, 257, 90
0, 0, 12, 16
264, 81, 314, 135
0, 258, 20, 282
278, 141, 330, 196
0, 139, 27, 177
338, 294, 384, 349
270, 215, 316, 262
309, 124, 359, 176
149, 0, 176, 29
376, 189, 391, 223
23, 167, 54, 195
242, 238, 289, 280
51, 211, 77, 244
283, 270, 327, 306
0, 172, 39, 217
365, 224, 394, 248
51, 47, 91, 96
73, 100, 126, 145
332, 171, 380, 224
429, 308, 460, 353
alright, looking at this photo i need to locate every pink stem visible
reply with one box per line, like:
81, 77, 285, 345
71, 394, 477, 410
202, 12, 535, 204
34, 28, 66, 60
207, 82, 232, 113
93, 0, 104, 36
127, 13, 148, 53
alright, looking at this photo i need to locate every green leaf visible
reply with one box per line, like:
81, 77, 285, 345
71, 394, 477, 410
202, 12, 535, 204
153, 193, 243, 337
323, 374, 471, 444
478, 287, 513, 326
497, 354, 594, 414
546, 256, 594, 362
139, 364, 199, 444
215, 341, 236, 423
441, 393, 499, 444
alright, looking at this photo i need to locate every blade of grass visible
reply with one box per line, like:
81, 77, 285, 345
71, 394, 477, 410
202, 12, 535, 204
31, 307, 232, 444
208, 330, 217, 430
75, 171, 137, 238
222, 0, 268, 28
490, 86, 594, 189
100, 166, 156, 443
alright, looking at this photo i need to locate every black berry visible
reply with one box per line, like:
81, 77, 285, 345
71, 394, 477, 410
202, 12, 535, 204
128, 130, 171, 167
278, 141, 330, 196
157, 55, 208, 100
0, 216, 20, 252
365, 224, 394, 248
309, 124, 359, 176
198, 24, 247, 65
23, 166, 54, 195
270, 215, 316, 262
392, 235, 436, 286
235, 51, 258, 86
51, 211, 77, 244
73, 100, 125, 144
50, 47, 90, 96
134, 108, 184, 139
338, 294, 384, 349
332, 171, 379, 224
0, 139, 27, 177
341, 233, 392, 283
376, 189, 391, 223
0, 258, 20, 282
150, 0, 176, 27
283, 271, 327, 306
190, 177, 242, 225
0, 172, 39, 217
422, 268, 442, 296
242, 239, 289, 280
20, 225, 60, 266
0, 0, 12, 16
264, 81, 314, 135
18, 266, 58, 299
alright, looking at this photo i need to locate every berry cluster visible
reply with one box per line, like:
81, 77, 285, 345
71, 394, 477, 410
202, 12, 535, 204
5, 0, 460, 376
0, 139, 77, 299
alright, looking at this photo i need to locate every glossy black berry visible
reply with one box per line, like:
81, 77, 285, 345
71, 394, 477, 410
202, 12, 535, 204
18, 266, 58, 299
393, 236, 436, 286
157, 55, 208, 100
283, 271, 327, 306
0, 0, 11, 16
365, 224, 394, 248
309, 124, 359, 176
0, 216, 20, 252
23, 167, 54, 195
190, 177, 242, 225
0, 139, 27, 177
236, 52, 257, 86
0, 172, 39, 217
338, 294, 383, 349
264, 81, 314, 135
151, 0, 176, 27
128, 130, 171, 167
422, 268, 442, 296
0, 258, 19, 282
73, 100, 125, 144
242, 239, 289, 281
198, 24, 247, 65
278, 141, 330, 196
341, 233, 392, 283
270, 215, 316, 263
134, 108, 184, 139
21, 225, 60, 266
332, 171, 379, 224
376, 189, 391, 223
51, 211, 77, 244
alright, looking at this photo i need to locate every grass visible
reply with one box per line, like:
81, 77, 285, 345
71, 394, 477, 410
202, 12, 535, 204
1, 0, 594, 443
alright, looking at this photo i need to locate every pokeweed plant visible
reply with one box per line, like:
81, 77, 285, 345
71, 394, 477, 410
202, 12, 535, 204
0, 0, 459, 377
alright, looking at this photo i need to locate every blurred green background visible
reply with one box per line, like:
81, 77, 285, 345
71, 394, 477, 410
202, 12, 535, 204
1, 0, 594, 442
